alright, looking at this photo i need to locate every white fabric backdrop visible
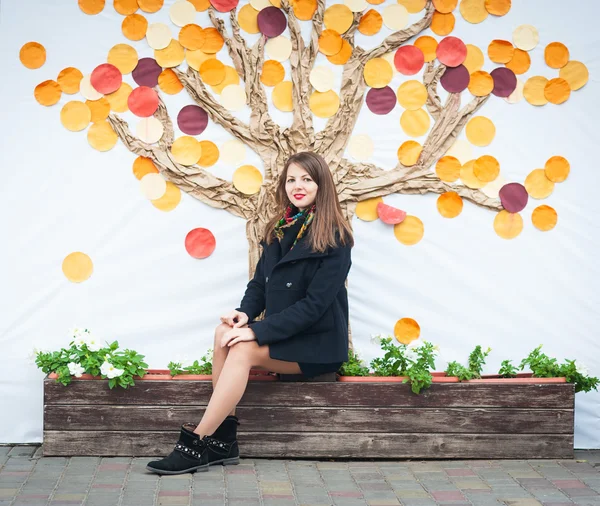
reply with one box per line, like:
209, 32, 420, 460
1, 0, 599, 447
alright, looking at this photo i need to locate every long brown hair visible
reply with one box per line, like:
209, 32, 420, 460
264, 152, 354, 252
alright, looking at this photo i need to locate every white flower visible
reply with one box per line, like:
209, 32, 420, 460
407, 339, 423, 349
100, 361, 124, 379
67, 326, 84, 340
73, 335, 87, 348
67, 362, 86, 377
370, 334, 383, 345
28, 346, 49, 363
575, 361, 589, 376
405, 349, 419, 363
86, 336, 102, 352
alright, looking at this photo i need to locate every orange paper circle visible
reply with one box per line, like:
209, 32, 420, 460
309, 90, 340, 118
137, 0, 163, 13
211, 66, 240, 94
20, 42, 46, 69
494, 210, 522, 239
433, 0, 457, 14
292, 0, 317, 20
474, 155, 499, 182
394, 318, 420, 344
525, 169, 554, 199
358, 9, 383, 36
400, 108, 430, 137
186, 49, 216, 71
62, 252, 93, 283
198, 140, 220, 166
431, 11, 455, 36
394, 215, 424, 245
505, 48, 530, 75
468, 70, 493, 96
523, 76, 548, 106
437, 191, 463, 218
488, 40, 514, 64
86, 98, 111, 122
324, 4, 354, 34
202, 28, 225, 53
327, 39, 352, 65
133, 156, 159, 179
158, 69, 184, 94
114, 0, 139, 15
233, 165, 263, 194
79, 0, 105, 15
460, 160, 485, 189
436, 156, 461, 182
544, 77, 571, 105
397, 141, 422, 166
272, 81, 293, 111
356, 197, 383, 221
532, 205, 557, 232
545, 42, 569, 69
57, 67, 83, 94
88, 120, 118, 151
122, 14, 148, 40
189, 0, 211, 10
414, 36, 438, 62
559, 61, 588, 91
364, 58, 393, 88
261, 60, 285, 86
544, 156, 570, 183
179, 24, 206, 50
200, 59, 226, 85
485, 0, 510, 16
319, 30, 344, 56
61, 101, 92, 132
35, 80, 62, 106
171, 136, 203, 166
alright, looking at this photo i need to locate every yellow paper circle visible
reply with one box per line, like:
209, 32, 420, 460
88, 120, 118, 151
251, 0, 270, 9
513, 24, 539, 51
394, 318, 420, 344
152, 181, 182, 212
459, 0, 488, 23
309, 66, 335, 93
35, 80, 62, 106
105, 82, 132, 113
382, 4, 408, 30
107, 44, 138, 74
524, 76, 548, 106
122, 13, 148, 41
356, 197, 383, 221
400, 109, 430, 137
463, 44, 484, 74
80, 74, 104, 101
198, 140, 220, 167
186, 49, 216, 71
272, 81, 293, 112
62, 252, 93, 283
394, 215, 424, 245
525, 169, 554, 199
238, 4, 260, 34
466, 116, 495, 147
261, 60, 285, 87
545, 42, 569, 69
397, 80, 427, 110
171, 136, 203, 166
146, 22, 172, 50
414, 36, 438, 62
398, 0, 426, 13
474, 155, 499, 182
437, 191, 463, 218
482, 174, 506, 199
324, 4, 354, 33
57, 67, 84, 94
460, 160, 486, 189
397, 141, 422, 166
532, 205, 557, 232
309, 90, 340, 118
494, 210, 522, 240
155, 39, 185, 68
559, 61, 588, 91
211, 66, 240, 94
221, 84, 247, 111
544, 156, 570, 183
233, 165, 263, 195
170, 0, 197, 27
87, 98, 111, 122
436, 156, 461, 182
544, 78, 571, 105
468, 70, 493, 96
265, 35, 292, 62
344, 0, 367, 11
158, 69, 184, 94
133, 156, 159, 179
221, 139, 246, 165
364, 58, 393, 88
61, 101, 92, 132
140, 173, 167, 200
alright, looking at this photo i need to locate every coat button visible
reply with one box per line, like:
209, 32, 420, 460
266, 277, 269, 283
286, 282, 292, 288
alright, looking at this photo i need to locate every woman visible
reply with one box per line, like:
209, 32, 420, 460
147, 151, 354, 475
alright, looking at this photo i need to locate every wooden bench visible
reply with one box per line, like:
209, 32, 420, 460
43, 377, 574, 459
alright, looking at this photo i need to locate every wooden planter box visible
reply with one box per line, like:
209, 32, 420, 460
43, 377, 575, 459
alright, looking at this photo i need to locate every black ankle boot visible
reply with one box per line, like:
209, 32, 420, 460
146, 424, 209, 475
204, 415, 240, 466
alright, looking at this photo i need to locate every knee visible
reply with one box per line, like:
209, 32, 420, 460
214, 323, 230, 343
227, 341, 257, 365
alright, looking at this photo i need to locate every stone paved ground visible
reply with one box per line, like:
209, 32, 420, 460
0, 446, 599, 506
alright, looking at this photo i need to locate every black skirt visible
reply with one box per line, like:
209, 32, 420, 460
298, 361, 343, 378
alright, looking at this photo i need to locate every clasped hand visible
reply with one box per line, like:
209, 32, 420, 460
219, 309, 256, 348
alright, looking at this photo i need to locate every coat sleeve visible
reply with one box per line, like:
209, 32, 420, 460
236, 243, 267, 321
249, 244, 351, 346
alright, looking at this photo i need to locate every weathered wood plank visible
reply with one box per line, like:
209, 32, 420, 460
42, 431, 574, 459
43, 379, 575, 408
43, 405, 574, 434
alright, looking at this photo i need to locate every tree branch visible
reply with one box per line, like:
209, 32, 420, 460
423, 61, 444, 121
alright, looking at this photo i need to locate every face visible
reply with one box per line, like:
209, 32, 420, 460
285, 162, 318, 210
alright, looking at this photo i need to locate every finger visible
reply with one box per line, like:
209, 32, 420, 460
228, 337, 242, 347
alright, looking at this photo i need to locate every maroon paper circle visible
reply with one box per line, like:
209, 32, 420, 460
394, 46, 424, 75
440, 65, 470, 93
132, 58, 162, 88
366, 86, 396, 115
90, 63, 122, 94
177, 105, 209, 135
436, 36, 467, 68
128, 86, 159, 117
257, 7, 287, 38
499, 183, 528, 213
209, 0, 239, 12
491, 67, 517, 97
185, 228, 216, 259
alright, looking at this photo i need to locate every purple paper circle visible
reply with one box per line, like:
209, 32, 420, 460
499, 183, 528, 213
257, 7, 287, 38
177, 105, 208, 135
440, 65, 470, 93
366, 86, 396, 115
490, 67, 517, 98
132, 58, 162, 88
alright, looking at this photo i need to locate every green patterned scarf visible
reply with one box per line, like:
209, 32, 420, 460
274, 204, 316, 250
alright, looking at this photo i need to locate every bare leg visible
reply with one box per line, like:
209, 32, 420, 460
211, 323, 234, 416
193, 341, 302, 438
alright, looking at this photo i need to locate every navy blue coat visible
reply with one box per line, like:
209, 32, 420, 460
237, 228, 352, 364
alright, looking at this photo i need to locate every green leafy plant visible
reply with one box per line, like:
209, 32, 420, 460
498, 359, 518, 378
445, 345, 492, 380
168, 349, 213, 376
520, 345, 599, 393
338, 348, 370, 377
33, 327, 148, 389
369, 336, 409, 377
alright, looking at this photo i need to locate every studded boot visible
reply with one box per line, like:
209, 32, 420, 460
203, 415, 240, 466
146, 423, 209, 475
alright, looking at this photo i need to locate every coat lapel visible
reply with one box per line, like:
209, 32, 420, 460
275, 236, 328, 267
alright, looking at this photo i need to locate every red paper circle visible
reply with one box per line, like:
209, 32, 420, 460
436, 36, 467, 68
128, 86, 159, 117
257, 7, 287, 38
394, 46, 424, 75
440, 65, 470, 93
499, 183, 528, 213
209, 0, 239, 12
377, 202, 407, 224
366, 86, 396, 115
90, 63, 122, 94
185, 228, 216, 259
